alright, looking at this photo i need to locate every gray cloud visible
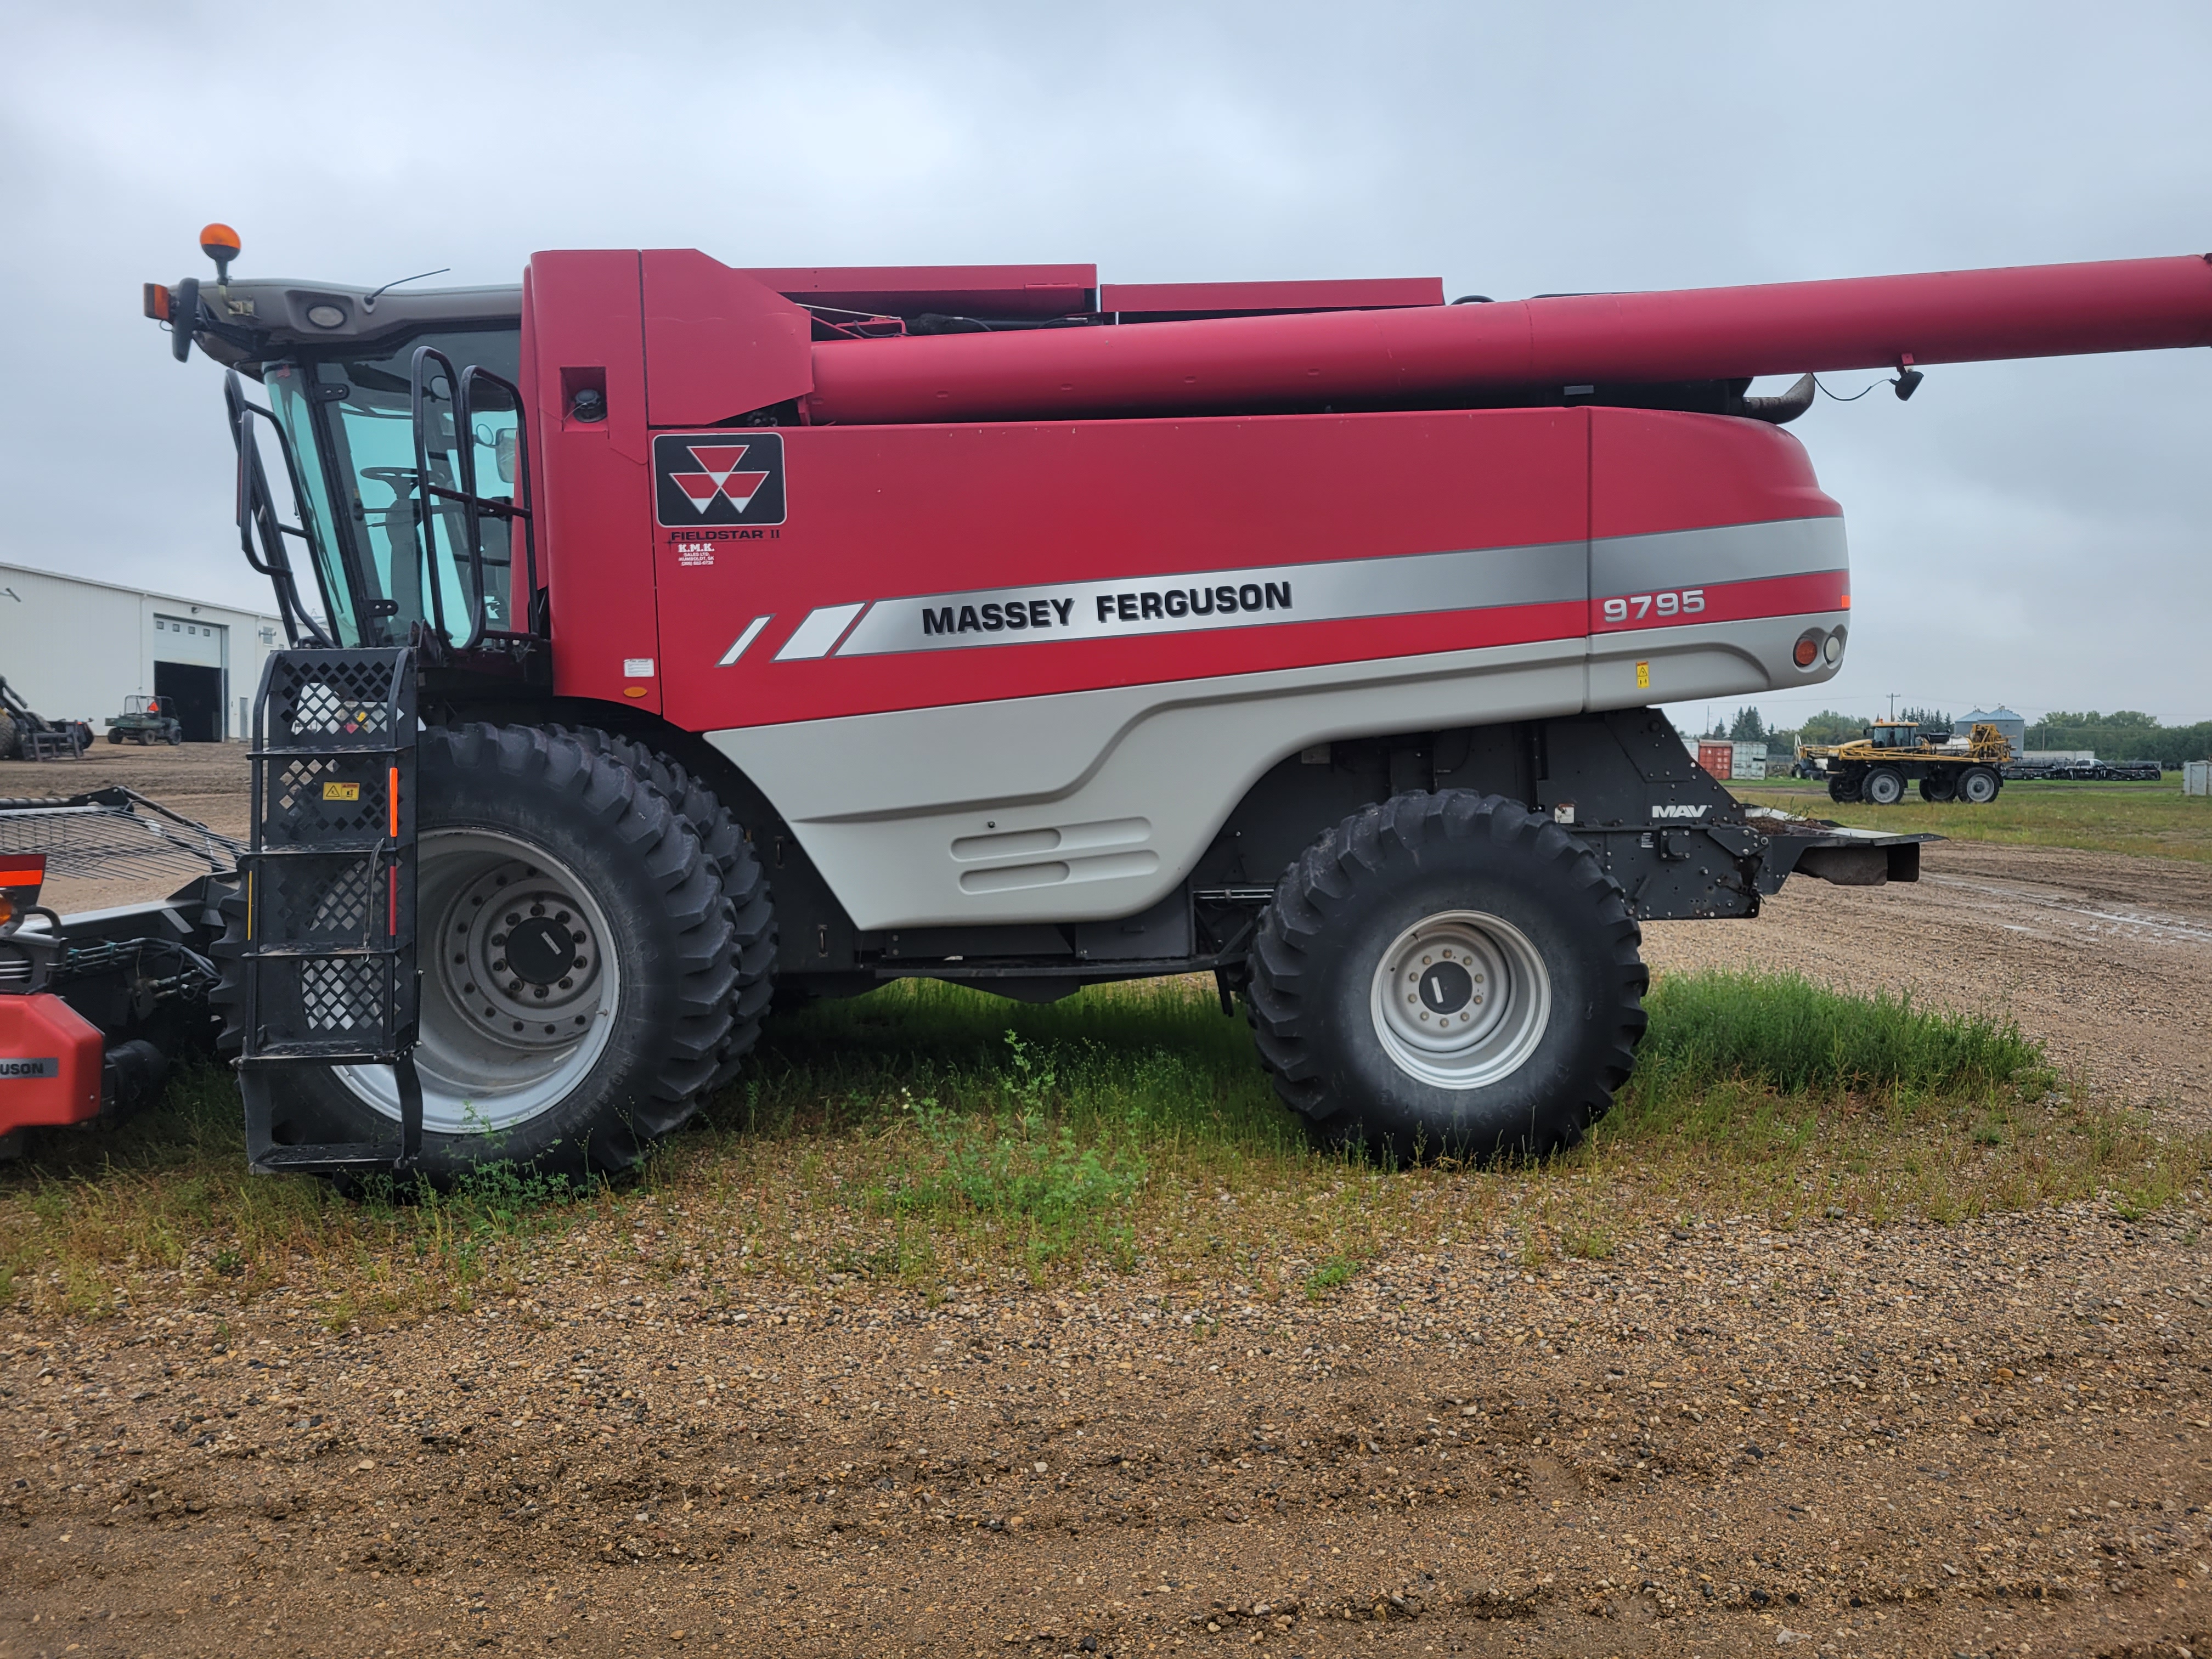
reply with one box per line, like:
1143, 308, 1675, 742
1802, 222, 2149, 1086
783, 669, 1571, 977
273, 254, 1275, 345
3, 0, 2205, 726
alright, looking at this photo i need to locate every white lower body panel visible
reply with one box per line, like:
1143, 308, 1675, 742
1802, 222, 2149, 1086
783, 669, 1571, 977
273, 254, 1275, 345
707, 610, 1845, 931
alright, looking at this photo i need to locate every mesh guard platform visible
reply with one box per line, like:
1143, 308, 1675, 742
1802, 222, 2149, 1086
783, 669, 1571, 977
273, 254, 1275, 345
236, 649, 423, 1173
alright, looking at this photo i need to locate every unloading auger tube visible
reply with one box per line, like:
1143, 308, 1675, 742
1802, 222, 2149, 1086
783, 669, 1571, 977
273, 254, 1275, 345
800, 253, 2212, 424
134, 230, 2210, 1184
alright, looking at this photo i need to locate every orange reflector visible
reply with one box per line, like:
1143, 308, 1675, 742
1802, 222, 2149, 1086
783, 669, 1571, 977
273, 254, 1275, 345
1840, 593, 1852, 610
388, 766, 400, 839
143, 281, 171, 320
200, 222, 241, 259
0, 853, 46, 934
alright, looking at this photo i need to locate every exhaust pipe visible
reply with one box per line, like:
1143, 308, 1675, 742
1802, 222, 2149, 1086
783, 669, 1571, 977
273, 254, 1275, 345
1741, 371, 1815, 425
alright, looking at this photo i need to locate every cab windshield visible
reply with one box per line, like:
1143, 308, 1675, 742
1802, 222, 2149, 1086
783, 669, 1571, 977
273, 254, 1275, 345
261, 328, 523, 648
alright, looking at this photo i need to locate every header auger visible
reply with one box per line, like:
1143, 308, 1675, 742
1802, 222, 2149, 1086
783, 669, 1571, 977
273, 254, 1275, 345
93, 229, 2203, 1181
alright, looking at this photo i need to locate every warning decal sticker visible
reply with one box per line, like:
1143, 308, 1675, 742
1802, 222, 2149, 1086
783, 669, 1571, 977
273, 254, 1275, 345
653, 432, 787, 528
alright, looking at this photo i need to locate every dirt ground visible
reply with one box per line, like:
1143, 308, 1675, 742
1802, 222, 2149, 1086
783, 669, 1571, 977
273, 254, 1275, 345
0, 743, 248, 917
0, 743, 251, 842
7, 751, 2211, 1656
7, 1206, 2209, 1658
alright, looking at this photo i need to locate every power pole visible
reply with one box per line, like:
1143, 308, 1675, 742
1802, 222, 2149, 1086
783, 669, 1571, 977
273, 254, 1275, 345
1888, 691, 1898, 721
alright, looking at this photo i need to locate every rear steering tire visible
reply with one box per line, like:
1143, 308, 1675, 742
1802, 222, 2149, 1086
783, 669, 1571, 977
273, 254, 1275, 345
1246, 790, 1647, 1163
1862, 767, 1906, 805
224, 723, 745, 1183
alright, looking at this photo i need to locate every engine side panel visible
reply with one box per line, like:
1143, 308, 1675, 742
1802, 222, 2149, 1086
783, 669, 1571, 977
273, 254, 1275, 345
674, 405, 1842, 930
709, 610, 1838, 932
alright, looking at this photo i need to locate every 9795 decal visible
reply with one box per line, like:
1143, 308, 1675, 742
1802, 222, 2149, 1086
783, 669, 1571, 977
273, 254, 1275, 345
1600, 588, 1705, 625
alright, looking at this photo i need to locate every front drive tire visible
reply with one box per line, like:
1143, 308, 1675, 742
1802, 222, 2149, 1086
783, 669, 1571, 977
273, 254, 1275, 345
230, 723, 743, 1183
1863, 766, 1906, 805
1246, 791, 1647, 1163
552, 726, 775, 1090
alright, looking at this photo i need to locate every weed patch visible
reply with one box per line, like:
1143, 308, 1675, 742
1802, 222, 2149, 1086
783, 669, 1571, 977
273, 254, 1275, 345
1, 972, 2202, 1321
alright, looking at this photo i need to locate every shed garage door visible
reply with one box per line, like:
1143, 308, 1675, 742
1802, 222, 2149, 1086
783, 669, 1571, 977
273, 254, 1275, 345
151, 615, 226, 741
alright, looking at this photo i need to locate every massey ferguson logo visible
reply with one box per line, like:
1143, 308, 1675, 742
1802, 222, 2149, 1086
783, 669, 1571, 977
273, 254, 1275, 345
653, 432, 787, 528
1650, 804, 1710, 820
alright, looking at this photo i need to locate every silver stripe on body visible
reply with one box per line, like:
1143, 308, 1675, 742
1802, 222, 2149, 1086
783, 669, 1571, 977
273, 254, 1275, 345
831, 540, 1587, 658
708, 606, 1848, 932
716, 614, 774, 667
774, 602, 867, 661
1590, 516, 1846, 598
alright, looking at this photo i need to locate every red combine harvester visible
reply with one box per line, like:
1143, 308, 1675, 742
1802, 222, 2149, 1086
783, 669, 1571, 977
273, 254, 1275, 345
6, 232, 2198, 1178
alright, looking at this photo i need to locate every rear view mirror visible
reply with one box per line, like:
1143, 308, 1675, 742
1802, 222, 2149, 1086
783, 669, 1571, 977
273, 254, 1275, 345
495, 427, 517, 485
172, 278, 199, 363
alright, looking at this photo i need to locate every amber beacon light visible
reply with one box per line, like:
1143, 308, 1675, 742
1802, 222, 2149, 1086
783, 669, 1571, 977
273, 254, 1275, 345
199, 222, 241, 283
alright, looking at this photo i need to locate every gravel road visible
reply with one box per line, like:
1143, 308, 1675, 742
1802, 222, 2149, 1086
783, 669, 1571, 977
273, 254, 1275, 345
6, 1205, 2208, 1657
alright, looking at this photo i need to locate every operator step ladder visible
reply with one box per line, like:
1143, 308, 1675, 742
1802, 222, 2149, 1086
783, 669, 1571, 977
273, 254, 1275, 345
235, 648, 421, 1172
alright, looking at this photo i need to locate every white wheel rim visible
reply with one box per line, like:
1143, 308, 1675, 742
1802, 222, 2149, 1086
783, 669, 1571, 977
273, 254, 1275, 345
1367, 909, 1552, 1091
1962, 772, 1995, 802
334, 828, 622, 1136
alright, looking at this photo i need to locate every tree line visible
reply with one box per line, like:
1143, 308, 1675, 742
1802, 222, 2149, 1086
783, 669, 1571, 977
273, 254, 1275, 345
2023, 710, 2212, 765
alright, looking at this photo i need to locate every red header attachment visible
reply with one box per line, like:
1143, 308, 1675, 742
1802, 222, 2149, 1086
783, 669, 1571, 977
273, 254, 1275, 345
0, 854, 46, 932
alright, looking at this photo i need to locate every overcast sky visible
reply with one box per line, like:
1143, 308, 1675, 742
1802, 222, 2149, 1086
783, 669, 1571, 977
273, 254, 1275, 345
2, 1, 2205, 731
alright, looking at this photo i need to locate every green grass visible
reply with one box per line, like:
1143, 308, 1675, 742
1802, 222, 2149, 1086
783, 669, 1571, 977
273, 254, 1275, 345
2, 972, 2203, 1323
1742, 777, 2212, 863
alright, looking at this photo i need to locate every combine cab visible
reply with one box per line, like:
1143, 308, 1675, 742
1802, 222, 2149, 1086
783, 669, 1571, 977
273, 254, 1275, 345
1800, 720, 2014, 805
109, 226, 2209, 1178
